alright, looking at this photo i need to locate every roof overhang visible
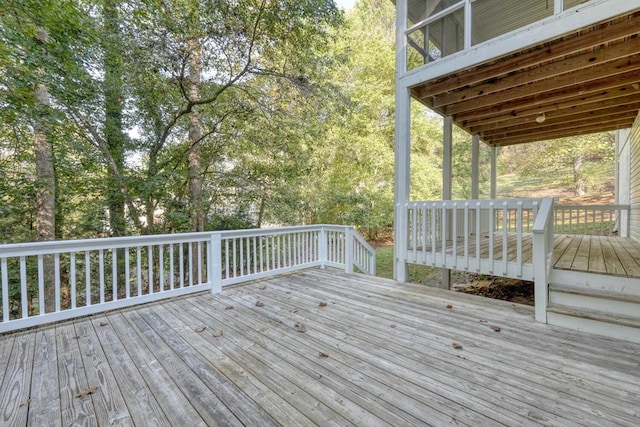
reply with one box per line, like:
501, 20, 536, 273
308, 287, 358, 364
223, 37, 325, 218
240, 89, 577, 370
410, 9, 640, 146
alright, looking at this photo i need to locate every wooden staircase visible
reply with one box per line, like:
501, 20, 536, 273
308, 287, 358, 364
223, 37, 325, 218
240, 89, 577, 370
547, 269, 640, 343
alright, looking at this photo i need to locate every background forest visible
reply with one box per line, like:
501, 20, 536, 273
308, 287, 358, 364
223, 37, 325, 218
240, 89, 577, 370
0, 0, 614, 246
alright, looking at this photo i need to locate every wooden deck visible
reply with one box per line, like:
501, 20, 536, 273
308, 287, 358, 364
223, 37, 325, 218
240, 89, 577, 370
553, 234, 640, 278
414, 233, 640, 279
2, 269, 640, 426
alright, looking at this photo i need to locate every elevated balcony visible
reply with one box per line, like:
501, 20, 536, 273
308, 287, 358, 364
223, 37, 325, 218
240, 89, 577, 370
396, 0, 640, 146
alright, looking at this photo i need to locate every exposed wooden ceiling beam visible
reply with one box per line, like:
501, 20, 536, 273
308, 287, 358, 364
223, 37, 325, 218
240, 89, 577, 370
486, 117, 634, 146
479, 108, 640, 139
453, 73, 640, 123
444, 55, 640, 116
467, 93, 640, 133
432, 40, 640, 109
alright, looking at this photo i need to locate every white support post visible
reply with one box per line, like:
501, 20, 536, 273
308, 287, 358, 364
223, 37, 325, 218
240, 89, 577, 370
345, 228, 354, 274
532, 198, 554, 323
319, 227, 327, 268
616, 129, 631, 237
554, 0, 563, 14
490, 145, 497, 199
210, 233, 222, 293
442, 116, 453, 290
471, 135, 480, 199
394, 0, 410, 283
463, 0, 472, 49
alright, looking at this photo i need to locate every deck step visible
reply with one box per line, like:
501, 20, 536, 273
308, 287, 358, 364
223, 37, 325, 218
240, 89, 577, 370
550, 269, 640, 296
547, 303, 640, 344
549, 284, 640, 318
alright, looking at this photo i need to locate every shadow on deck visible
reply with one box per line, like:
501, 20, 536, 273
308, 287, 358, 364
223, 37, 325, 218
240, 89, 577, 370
1, 269, 639, 426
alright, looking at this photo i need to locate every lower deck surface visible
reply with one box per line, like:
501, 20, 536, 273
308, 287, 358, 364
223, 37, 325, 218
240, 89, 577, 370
414, 233, 640, 279
1, 269, 640, 426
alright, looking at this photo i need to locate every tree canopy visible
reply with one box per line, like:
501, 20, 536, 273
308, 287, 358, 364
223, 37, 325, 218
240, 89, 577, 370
0, 0, 616, 244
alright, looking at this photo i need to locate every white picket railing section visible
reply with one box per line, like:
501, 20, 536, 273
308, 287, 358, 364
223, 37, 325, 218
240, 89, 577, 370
405, 198, 556, 323
0, 225, 375, 333
554, 204, 629, 236
406, 199, 541, 281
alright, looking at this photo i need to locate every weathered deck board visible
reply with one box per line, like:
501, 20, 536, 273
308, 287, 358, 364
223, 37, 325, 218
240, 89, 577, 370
289, 271, 640, 424
1, 269, 639, 426
0, 332, 35, 426
56, 322, 97, 426
28, 327, 61, 427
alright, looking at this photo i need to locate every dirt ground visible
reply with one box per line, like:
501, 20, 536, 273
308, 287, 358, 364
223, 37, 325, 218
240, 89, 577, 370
451, 274, 534, 306
418, 270, 535, 306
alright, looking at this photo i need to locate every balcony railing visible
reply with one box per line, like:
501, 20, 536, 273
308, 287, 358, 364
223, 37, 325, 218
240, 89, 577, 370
0, 225, 375, 333
554, 204, 629, 236
406, 199, 542, 280
404, 0, 594, 69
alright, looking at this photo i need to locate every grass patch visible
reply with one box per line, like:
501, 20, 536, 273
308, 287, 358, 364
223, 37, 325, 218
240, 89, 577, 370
376, 246, 436, 283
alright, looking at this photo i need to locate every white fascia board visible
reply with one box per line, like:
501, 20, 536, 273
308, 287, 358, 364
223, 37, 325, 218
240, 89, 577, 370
398, 0, 640, 89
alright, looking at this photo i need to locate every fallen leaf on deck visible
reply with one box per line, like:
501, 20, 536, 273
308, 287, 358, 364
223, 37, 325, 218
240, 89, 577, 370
319, 352, 329, 358
291, 308, 299, 314
224, 305, 234, 310
319, 301, 328, 307
452, 342, 463, 350
446, 304, 453, 309
19, 399, 30, 407
194, 326, 206, 333
255, 301, 264, 307
98, 322, 108, 327
212, 330, 224, 338
491, 325, 501, 332
76, 387, 97, 398
295, 322, 307, 332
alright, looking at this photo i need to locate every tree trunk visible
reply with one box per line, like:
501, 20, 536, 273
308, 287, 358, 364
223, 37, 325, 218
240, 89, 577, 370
103, 0, 126, 237
573, 153, 586, 196
188, 40, 204, 233
34, 82, 56, 314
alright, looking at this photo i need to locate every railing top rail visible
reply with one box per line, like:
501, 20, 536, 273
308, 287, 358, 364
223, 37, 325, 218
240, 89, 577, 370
218, 224, 350, 238
554, 204, 630, 210
0, 224, 355, 257
533, 198, 555, 234
0, 231, 214, 257
407, 198, 542, 209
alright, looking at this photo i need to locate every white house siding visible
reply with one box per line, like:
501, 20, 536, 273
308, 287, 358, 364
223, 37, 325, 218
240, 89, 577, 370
628, 112, 640, 242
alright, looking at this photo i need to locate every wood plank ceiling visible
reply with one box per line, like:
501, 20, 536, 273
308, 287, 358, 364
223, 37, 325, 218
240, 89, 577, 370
411, 9, 640, 146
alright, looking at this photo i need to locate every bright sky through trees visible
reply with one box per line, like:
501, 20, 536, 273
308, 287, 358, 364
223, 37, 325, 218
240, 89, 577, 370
335, 0, 356, 10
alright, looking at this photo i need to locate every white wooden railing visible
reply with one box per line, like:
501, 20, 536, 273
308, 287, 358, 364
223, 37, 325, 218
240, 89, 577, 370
0, 225, 375, 333
405, 197, 556, 323
554, 204, 629, 236
406, 199, 541, 281
532, 198, 555, 323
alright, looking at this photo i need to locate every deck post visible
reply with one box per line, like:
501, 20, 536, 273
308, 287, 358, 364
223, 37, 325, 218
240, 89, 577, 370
490, 145, 497, 199
209, 232, 222, 294
442, 116, 453, 290
394, 0, 409, 282
345, 227, 354, 274
319, 226, 327, 269
471, 135, 480, 199
616, 128, 631, 237
532, 198, 554, 323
